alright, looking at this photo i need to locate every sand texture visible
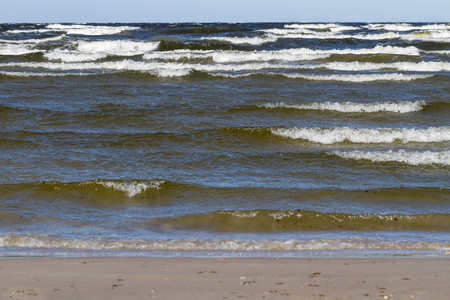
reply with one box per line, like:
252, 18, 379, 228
0, 257, 449, 299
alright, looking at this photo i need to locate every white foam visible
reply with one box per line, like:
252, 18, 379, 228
0, 60, 299, 76
0, 44, 41, 56
271, 126, 450, 144
200, 35, 278, 45
76, 40, 160, 56
46, 24, 138, 35
331, 150, 450, 166
0, 36, 64, 44
142, 45, 420, 64
284, 23, 359, 32
365, 23, 450, 32
44, 51, 108, 62
143, 49, 213, 61
250, 25, 449, 42
424, 50, 450, 55
261, 101, 426, 113
316, 61, 450, 72
280, 73, 432, 82
323, 45, 421, 56
0, 235, 448, 252
43, 40, 160, 62
0, 71, 98, 77
92, 180, 165, 197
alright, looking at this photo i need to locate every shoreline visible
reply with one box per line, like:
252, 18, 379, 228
1, 257, 449, 299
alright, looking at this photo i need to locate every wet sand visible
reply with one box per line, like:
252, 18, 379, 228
0, 257, 449, 299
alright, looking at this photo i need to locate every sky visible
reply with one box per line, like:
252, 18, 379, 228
1, 0, 449, 23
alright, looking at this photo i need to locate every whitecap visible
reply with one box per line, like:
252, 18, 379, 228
280, 73, 432, 82
331, 150, 450, 166
271, 126, 450, 144
260, 101, 426, 113
93, 180, 165, 197
46, 24, 138, 35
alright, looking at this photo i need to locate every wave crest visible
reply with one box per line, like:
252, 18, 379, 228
261, 101, 425, 113
330, 150, 450, 166
271, 127, 450, 144
150, 209, 450, 232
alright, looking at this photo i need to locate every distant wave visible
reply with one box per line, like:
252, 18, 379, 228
7, 24, 139, 36
260, 101, 426, 113
271, 126, 450, 144
363, 23, 450, 31
44, 40, 161, 62
201, 22, 450, 44
142, 45, 420, 63
331, 150, 450, 166
0, 36, 64, 44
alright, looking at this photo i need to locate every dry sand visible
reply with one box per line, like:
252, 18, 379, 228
0, 257, 449, 299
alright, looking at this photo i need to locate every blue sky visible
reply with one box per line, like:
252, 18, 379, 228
1, 0, 449, 23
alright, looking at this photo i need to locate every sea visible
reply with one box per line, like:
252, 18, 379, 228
0, 22, 449, 257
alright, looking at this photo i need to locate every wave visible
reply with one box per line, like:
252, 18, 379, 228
1, 179, 168, 205
200, 35, 278, 45
281, 23, 359, 32
364, 23, 450, 32
330, 150, 450, 166
44, 51, 108, 62
202, 31, 448, 45
0, 36, 64, 44
45, 24, 139, 35
143, 45, 420, 63
220, 72, 433, 82
76, 40, 160, 55
1, 234, 448, 253
43, 40, 160, 62
271, 126, 450, 144
221, 23, 450, 43
281, 72, 433, 82
6, 24, 138, 36
0, 44, 42, 56
313, 61, 450, 72
144, 49, 329, 62
0, 71, 100, 77
150, 209, 449, 232
260, 101, 426, 113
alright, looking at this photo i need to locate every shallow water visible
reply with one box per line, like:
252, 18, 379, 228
0, 22, 449, 257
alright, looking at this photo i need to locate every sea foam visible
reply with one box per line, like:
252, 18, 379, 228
316, 61, 450, 72
331, 150, 450, 166
0, 235, 447, 252
271, 127, 450, 144
46, 24, 138, 35
279, 73, 432, 82
261, 101, 426, 113
76, 40, 160, 56
91, 180, 165, 197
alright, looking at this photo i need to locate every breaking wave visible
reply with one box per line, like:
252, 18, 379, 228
271, 126, 450, 144
260, 101, 426, 113
45, 24, 138, 35
3, 179, 169, 204
331, 150, 450, 166
1, 234, 448, 253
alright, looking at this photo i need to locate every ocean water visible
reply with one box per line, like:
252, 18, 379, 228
0, 22, 449, 257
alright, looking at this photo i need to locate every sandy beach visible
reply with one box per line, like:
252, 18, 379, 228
0, 257, 449, 299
